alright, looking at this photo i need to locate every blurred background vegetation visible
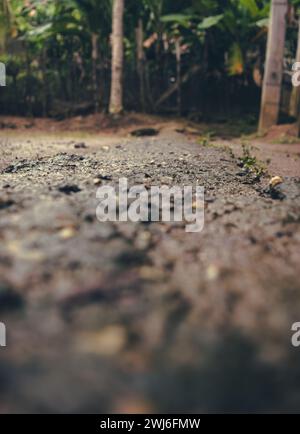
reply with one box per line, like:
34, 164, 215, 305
0, 0, 299, 121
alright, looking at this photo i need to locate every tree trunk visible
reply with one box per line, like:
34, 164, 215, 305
136, 19, 145, 112
175, 38, 182, 116
290, 17, 300, 119
91, 33, 99, 113
258, 0, 288, 132
109, 0, 124, 115
25, 48, 33, 117
41, 47, 47, 117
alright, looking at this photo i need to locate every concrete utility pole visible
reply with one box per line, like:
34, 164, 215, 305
259, 0, 288, 132
290, 15, 300, 119
109, 0, 125, 115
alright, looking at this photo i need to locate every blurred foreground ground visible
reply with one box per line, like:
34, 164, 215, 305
0, 114, 300, 413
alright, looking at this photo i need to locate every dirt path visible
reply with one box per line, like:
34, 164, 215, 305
0, 119, 300, 413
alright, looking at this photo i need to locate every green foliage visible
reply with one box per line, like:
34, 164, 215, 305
228, 42, 244, 76
0, 0, 294, 118
239, 0, 260, 17
197, 14, 223, 30
0, 0, 14, 50
160, 14, 194, 28
240, 145, 266, 177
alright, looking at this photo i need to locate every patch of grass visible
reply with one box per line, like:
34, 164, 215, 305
221, 117, 258, 138
239, 145, 267, 178
197, 131, 216, 147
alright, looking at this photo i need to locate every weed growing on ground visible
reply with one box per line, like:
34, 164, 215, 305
239, 145, 267, 178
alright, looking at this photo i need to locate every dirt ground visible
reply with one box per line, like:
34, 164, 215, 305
0, 114, 300, 413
